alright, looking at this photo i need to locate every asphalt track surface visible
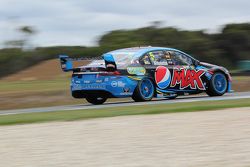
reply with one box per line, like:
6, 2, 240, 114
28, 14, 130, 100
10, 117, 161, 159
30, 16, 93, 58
1, 107, 250, 166
0, 91, 250, 116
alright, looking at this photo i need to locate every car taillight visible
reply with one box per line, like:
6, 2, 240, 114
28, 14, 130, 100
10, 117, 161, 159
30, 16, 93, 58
98, 71, 121, 76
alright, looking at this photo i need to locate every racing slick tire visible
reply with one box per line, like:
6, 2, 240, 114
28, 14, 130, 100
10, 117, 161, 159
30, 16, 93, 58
206, 72, 228, 96
85, 95, 107, 105
132, 78, 155, 102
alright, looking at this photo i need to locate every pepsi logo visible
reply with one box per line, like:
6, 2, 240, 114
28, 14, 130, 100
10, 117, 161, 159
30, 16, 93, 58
155, 66, 171, 89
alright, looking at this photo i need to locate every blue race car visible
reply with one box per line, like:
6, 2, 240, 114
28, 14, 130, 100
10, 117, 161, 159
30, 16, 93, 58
59, 46, 232, 104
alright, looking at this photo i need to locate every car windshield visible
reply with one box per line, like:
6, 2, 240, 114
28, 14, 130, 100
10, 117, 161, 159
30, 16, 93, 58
111, 52, 136, 68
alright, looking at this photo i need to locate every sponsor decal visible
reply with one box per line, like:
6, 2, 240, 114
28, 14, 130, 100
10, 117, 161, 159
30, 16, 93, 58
72, 83, 81, 90
121, 87, 132, 95
83, 80, 90, 84
127, 67, 146, 75
96, 80, 102, 83
153, 62, 168, 66
120, 92, 133, 95
128, 76, 141, 81
111, 81, 126, 87
81, 84, 106, 89
170, 68, 205, 90
155, 66, 171, 89
72, 84, 106, 90
123, 87, 130, 93
111, 81, 118, 87
117, 81, 126, 87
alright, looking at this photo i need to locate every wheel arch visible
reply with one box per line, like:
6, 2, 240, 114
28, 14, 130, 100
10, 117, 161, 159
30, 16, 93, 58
130, 75, 157, 97
210, 68, 230, 91
144, 76, 157, 97
132, 76, 155, 101
212, 69, 229, 80
206, 69, 229, 96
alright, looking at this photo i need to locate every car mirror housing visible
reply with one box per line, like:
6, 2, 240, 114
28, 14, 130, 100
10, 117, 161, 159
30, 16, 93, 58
194, 60, 200, 66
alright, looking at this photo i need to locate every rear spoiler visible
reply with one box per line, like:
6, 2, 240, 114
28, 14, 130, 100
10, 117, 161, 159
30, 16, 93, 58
59, 55, 74, 72
59, 55, 102, 72
59, 54, 117, 72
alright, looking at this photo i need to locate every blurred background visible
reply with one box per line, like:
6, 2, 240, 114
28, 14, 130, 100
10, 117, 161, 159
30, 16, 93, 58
0, 0, 249, 110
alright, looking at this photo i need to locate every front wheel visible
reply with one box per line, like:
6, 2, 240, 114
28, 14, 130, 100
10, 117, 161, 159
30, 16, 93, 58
85, 95, 107, 105
132, 78, 155, 102
206, 72, 228, 96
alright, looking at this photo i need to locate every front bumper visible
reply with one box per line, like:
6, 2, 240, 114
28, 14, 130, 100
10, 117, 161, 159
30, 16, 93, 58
227, 81, 233, 93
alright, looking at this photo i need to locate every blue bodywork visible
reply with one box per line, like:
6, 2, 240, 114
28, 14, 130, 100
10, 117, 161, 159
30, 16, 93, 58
71, 74, 138, 98
59, 47, 232, 100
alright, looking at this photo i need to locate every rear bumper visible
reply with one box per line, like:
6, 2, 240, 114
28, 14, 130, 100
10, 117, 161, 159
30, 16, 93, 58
72, 90, 114, 98
71, 75, 138, 98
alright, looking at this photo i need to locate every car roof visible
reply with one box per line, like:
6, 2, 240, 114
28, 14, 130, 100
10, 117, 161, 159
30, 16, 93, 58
107, 46, 191, 58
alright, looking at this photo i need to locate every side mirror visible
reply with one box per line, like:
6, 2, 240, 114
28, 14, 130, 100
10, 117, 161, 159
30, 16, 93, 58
194, 60, 200, 66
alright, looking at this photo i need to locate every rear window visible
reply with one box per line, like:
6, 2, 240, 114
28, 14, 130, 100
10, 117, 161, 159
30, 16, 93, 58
110, 52, 136, 68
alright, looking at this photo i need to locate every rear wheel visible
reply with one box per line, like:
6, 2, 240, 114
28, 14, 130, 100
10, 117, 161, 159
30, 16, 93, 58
206, 72, 227, 96
85, 95, 107, 105
132, 78, 155, 102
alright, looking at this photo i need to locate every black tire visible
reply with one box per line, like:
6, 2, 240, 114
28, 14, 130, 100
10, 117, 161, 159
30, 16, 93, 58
85, 95, 107, 105
206, 72, 228, 96
132, 78, 155, 102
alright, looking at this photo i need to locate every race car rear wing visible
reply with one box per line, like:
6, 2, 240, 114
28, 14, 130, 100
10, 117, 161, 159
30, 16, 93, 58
59, 55, 74, 72
59, 54, 117, 72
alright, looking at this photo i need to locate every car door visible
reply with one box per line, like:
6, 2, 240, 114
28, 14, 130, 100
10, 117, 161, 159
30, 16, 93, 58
139, 50, 174, 90
167, 50, 206, 91
140, 49, 203, 92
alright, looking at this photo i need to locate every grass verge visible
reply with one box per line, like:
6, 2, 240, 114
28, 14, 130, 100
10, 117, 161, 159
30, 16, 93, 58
0, 98, 250, 126
0, 76, 250, 110
0, 78, 69, 94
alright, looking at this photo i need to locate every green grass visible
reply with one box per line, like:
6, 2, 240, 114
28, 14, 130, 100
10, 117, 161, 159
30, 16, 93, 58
0, 78, 69, 94
1, 76, 249, 94
0, 98, 249, 126
0, 76, 249, 110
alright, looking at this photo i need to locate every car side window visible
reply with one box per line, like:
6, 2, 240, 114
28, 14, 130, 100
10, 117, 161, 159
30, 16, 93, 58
146, 51, 169, 66
140, 54, 152, 65
170, 51, 193, 66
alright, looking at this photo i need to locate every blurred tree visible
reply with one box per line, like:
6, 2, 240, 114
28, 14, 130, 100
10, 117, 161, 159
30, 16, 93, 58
1, 22, 250, 78
3, 40, 26, 48
19, 26, 35, 34
215, 23, 250, 65
4, 25, 37, 50
18, 26, 37, 50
